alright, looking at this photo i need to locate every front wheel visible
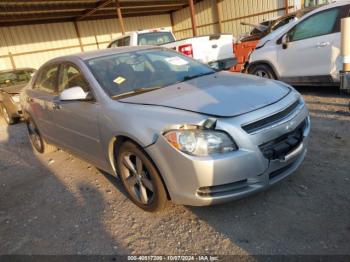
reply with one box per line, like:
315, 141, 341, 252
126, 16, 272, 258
117, 141, 169, 212
249, 64, 276, 80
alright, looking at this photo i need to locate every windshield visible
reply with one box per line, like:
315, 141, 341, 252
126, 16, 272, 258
86, 49, 214, 98
0, 69, 35, 88
251, 21, 271, 34
137, 32, 175, 45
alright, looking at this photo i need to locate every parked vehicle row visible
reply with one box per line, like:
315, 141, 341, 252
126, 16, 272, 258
107, 1, 350, 88
18, 47, 310, 212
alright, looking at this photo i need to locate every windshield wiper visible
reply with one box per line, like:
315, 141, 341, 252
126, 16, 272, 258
111, 86, 162, 100
182, 71, 216, 82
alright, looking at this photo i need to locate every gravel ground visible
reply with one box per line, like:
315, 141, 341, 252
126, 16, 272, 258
0, 87, 349, 256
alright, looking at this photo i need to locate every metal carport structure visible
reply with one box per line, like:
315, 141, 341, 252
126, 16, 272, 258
0, 0, 294, 70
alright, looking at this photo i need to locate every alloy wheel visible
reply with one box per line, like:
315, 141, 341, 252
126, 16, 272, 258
122, 153, 155, 205
255, 70, 269, 78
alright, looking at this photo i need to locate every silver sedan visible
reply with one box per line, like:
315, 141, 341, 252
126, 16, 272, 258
20, 46, 310, 212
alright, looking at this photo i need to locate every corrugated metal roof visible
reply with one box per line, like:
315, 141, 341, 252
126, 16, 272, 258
0, 0, 198, 27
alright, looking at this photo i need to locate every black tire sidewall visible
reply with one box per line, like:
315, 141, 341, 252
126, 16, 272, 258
26, 117, 45, 153
251, 64, 275, 79
117, 141, 168, 212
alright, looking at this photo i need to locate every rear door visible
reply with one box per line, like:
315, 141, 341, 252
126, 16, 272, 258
52, 63, 105, 165
26, 64, 59, 141
277, 6, 342, 82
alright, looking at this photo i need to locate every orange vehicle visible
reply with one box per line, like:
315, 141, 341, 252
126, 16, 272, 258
230, 40, 259, 73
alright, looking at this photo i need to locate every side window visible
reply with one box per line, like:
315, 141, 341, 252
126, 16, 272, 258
124, 36, 130, 46
59, 64, 90, 93
115, 37, 130, 47
35, 65, 59, 94
117, 38, 124, 47
288, 8, 340, 42
109, 40, 118, 48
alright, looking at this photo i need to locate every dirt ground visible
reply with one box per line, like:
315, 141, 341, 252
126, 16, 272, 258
0, 86, 349, 256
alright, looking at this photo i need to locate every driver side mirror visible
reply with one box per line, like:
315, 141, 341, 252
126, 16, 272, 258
282, 34, 289, 50
59, 86, 90, 101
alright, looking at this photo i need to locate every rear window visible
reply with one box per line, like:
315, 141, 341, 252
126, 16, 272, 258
109, 36, 130, 48
137, 32, 175, 46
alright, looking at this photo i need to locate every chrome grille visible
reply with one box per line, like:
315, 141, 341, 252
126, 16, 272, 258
242, 99, 301, 134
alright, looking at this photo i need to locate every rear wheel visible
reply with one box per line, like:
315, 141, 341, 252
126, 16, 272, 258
249, 64, 276, 80
26, 117, 56, 154
117, 141, 169, 212
1, 103, 17, 125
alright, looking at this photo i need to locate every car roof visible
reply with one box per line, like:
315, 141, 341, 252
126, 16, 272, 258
288, 0, 350, 28
309, 0, 350, 13
50, 45, 159, 62
0, 67, 35, 73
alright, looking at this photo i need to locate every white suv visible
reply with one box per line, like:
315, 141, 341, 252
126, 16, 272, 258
248, 1, 350, 86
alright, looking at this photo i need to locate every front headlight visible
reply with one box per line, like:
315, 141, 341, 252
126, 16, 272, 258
11, 94, 20, 103
164, 129, 237, 156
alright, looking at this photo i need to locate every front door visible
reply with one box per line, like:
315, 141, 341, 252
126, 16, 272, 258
52, 63, 105, 166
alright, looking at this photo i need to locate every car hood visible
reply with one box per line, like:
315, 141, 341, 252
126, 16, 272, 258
119, 72, 291, 117
1, 83, 27, 94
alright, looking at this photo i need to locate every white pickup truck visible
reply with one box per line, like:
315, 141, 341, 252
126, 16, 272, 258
107, 29, 235, 70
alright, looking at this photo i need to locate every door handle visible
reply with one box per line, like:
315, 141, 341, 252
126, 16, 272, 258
316, 42, 330, 48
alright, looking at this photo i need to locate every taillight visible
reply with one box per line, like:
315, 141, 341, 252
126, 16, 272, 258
178, 44, 193, 57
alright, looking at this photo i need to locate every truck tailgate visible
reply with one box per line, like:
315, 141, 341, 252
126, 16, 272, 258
194, 35, 234, 63
162, 34, 234, 64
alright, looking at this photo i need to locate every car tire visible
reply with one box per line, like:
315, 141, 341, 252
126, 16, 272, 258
117, 141, 169, 212
249, 64, 276, 80
0, 103, 17, 125
26, 117, 57, 154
